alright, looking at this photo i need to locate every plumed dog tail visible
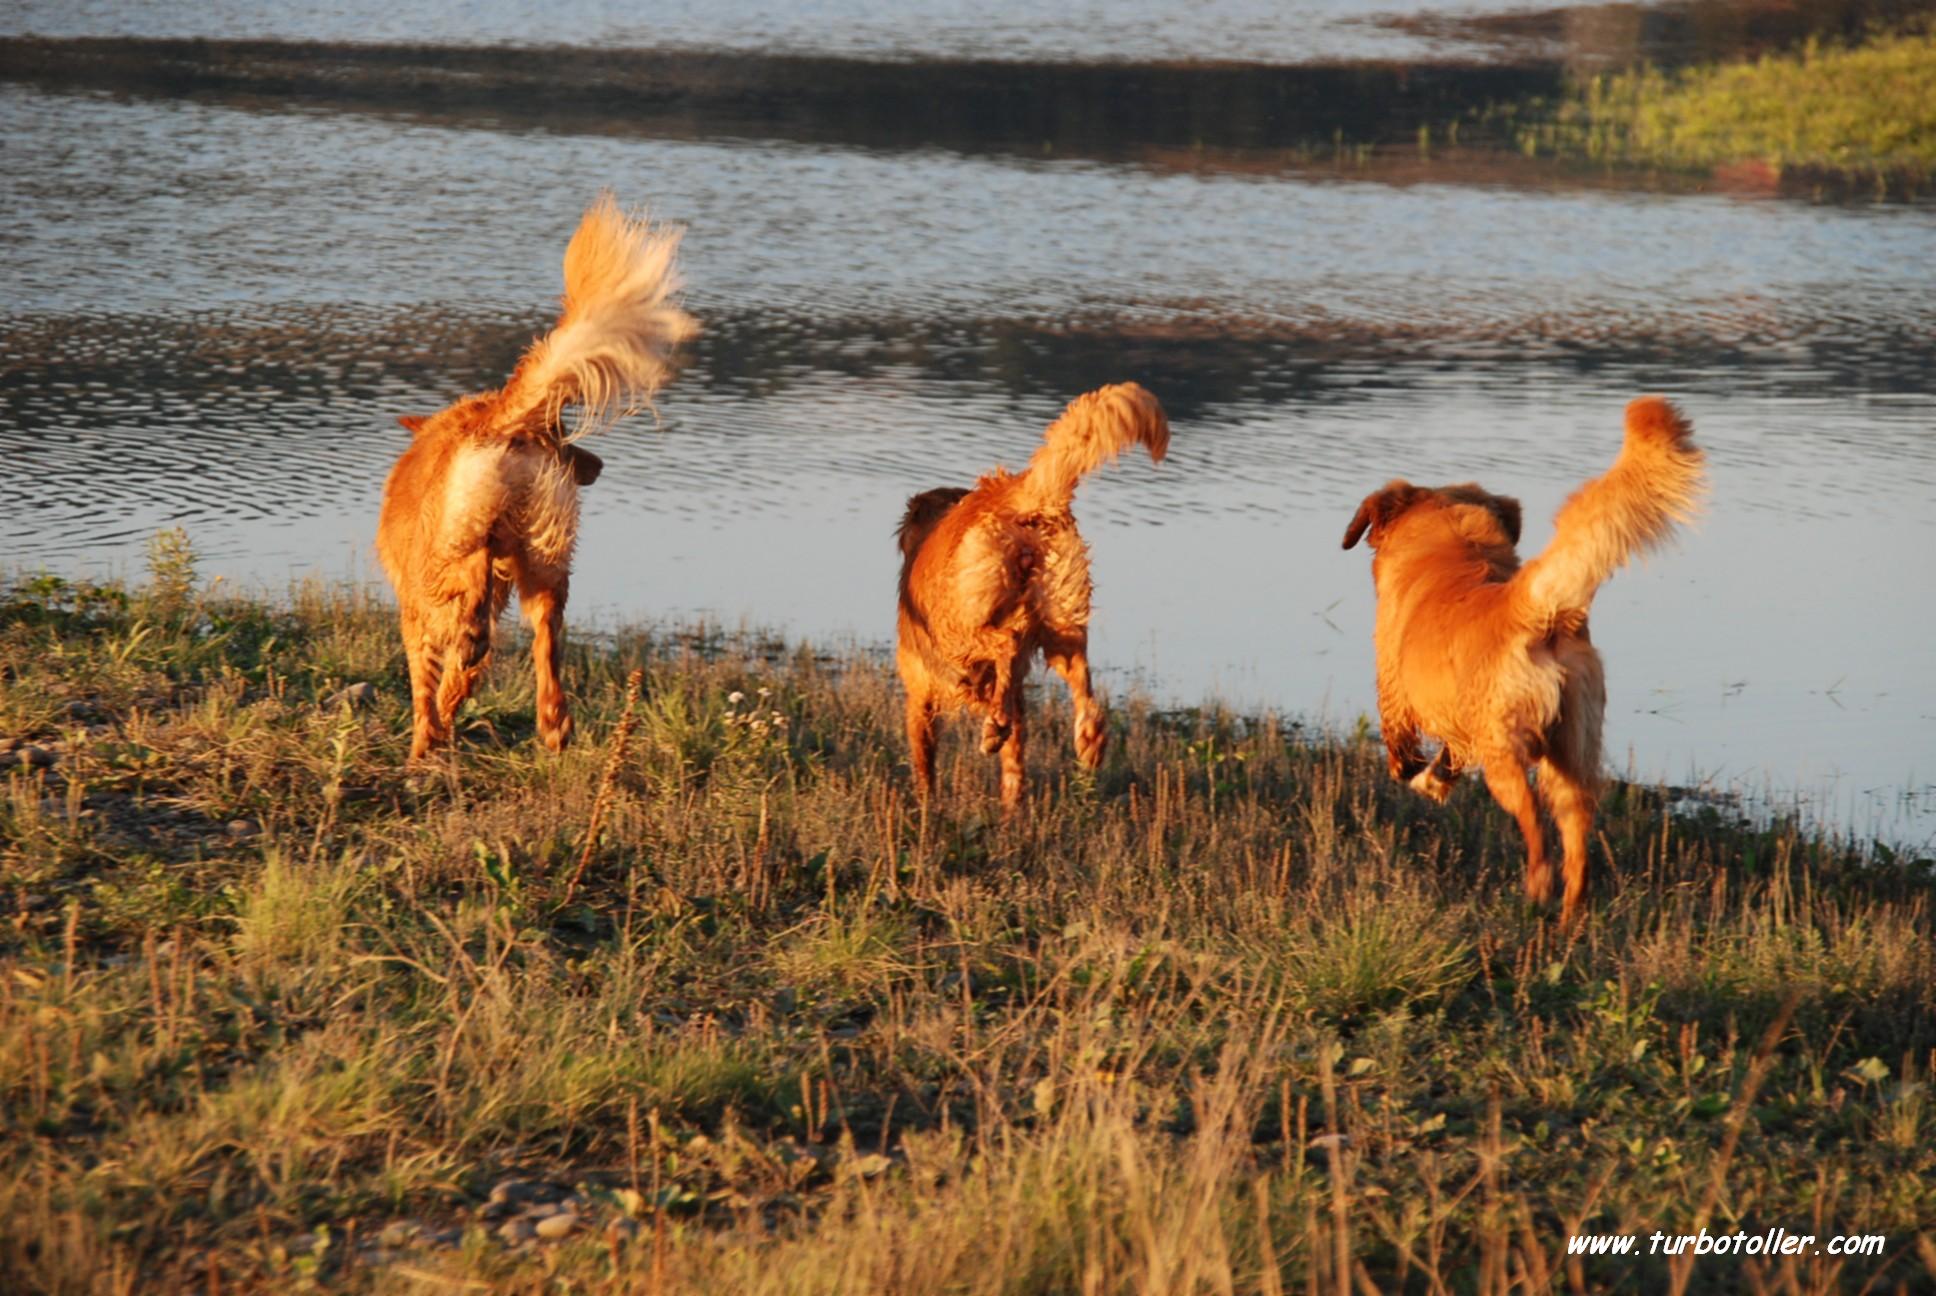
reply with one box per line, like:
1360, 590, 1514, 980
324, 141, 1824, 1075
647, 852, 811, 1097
1516, 396, 1706, 621
1018, 382, 1169, 510
493, 193, 697, 442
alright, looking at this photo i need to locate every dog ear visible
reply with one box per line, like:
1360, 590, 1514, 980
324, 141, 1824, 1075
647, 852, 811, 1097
565, 445, 604, 486
897, 488, 970, 560
1342, 496, 1376, 550
1342, 483, 1421, 550
1489, 496, 1522, 546
397, 415, 428, 435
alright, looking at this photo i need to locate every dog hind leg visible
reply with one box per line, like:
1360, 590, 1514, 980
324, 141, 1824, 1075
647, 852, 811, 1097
904, 685, 939, 802
1043, 635, 1106, 770
519, 571, 573, 751
1537, 757, 1598, 926
402, 604, 447, 760
976, 629, 1021, 755
998, 692, 1027, 811
1480, 749, 1554, 906
432, 549, 499, 740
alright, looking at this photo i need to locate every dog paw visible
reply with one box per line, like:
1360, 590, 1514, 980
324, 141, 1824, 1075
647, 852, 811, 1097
540, 713, 574, 753
1074, 709, 1107, 769
980, 717, 1011, 755
1524, 864, 1556, 906
1409, 764, 1456, 804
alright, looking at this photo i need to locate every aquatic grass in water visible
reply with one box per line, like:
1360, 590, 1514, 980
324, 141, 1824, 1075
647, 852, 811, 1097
0, 569, 1932, 1291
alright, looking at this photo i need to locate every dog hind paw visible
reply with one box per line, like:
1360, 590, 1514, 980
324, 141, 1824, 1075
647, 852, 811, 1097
1524, 864, 1556, 906
540, 713, 574, 752
1074, 711, 1107, 769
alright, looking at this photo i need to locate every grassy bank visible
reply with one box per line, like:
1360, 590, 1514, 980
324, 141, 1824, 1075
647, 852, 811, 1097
2, 554, 1933, 1293
1511, 28, 1936, 194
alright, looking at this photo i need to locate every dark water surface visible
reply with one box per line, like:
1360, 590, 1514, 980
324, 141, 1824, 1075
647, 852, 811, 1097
11, 0, 1935, 64
2, 23, 1933, 843
0, 0, 1636, 62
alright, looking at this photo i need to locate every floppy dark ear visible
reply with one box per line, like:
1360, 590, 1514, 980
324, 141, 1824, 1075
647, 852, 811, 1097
1342, 495, 1377, 550
1342, 484, 1419, 550
397, 415, 428, 434
1490, 496, 1522, 546
897, 487, 969, 560
565, 445, 604, 486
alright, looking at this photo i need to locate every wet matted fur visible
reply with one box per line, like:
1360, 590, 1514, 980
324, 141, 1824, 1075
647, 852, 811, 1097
376, 195, 695, 759
1341, 396, 1706, 923
896, 383, 1169, 809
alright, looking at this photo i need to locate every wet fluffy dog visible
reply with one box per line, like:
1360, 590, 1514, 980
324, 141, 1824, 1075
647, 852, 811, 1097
896, 383, 1168, 809
377, 196, 694, 759
1342, 396, 1705, 923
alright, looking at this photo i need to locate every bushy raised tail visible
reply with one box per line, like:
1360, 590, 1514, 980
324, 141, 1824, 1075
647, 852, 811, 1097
1516, 396, 1706, 621
1017, 382, 1169, 511
493, 193, 697, 442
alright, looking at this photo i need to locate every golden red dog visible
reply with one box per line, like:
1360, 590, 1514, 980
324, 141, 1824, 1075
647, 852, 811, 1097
377, 196, 694, 759
1342, 396, 1705, 923
895, 383, 1168, 809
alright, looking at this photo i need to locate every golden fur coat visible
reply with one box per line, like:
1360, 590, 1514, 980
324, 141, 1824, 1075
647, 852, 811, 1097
1342, 396, 1705, 923
896, 383, 1168, 808
376, 195, 694, 758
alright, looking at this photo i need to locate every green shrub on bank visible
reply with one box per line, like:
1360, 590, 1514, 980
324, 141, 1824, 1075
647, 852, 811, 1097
1510, 28, 1936, 189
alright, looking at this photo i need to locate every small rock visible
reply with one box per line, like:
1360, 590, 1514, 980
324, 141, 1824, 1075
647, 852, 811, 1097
497, 1218, 537, 1245
225, 819, 259, 839
419, 1226, 464, 1249
488, 1178, 568, 1208
842, 1152, 893, 1180
523, 1199, 574, 1220
534, 1212, 579, 1241
1, 744, 56, 770
378, 1220, 419, 1247
325, 682, 377, 709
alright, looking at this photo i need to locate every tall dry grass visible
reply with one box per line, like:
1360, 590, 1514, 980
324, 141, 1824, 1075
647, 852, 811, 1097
1, 565, 1931, 1293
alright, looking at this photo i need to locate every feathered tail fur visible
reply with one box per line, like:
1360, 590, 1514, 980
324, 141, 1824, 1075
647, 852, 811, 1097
1016, 383, 1169, 511
493, 193, 697, 442
1517, 396, 1706, 620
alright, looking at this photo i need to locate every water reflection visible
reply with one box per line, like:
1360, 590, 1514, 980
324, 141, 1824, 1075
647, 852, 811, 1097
1373, 0, 1936, 70
0, 36, 1562, 166
0, 0, 1623, 63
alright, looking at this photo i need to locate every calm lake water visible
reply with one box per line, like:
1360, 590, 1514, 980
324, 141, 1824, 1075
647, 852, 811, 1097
0, 0, 1631, 62
2, 7, 1933, 844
